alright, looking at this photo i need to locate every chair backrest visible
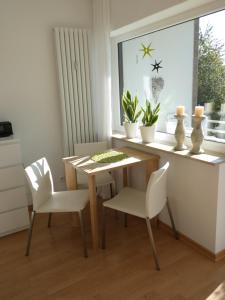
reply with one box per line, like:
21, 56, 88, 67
145, 162, 169, 219
25, 157, 54, 211
74, 142, 108, 156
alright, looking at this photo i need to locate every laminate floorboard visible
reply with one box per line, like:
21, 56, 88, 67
0, 211, 225, 300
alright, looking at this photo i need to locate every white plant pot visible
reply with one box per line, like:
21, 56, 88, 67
124, 122, 139, 138
221, 103, 225, 114
140, 124, 156, 143
204, 102, 214, 114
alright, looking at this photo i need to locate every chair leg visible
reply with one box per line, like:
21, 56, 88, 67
124, 213, 128, 227
166, 200, 179, 240
48, 213, 52, 228
110, 181, 116, 198
110, 183, 118, 219
156, 215, 160, 228
25, 211, 36, 256
78, 210, 88, 258
110, 183, 113, 198
101, 206, 106, 249
146, 217, 160, 271
114, 210, 119, 220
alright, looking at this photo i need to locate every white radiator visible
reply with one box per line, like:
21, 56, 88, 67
54, 28, 95, 156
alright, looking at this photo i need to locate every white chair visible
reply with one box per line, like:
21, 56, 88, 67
25, 157, 89, 257
101, 162, 179, 270
74, 142, 116, 197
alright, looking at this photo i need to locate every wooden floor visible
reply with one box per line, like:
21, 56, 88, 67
1, 211, 225, 300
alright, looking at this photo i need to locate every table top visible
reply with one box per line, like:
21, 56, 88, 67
68, 147, 159, 176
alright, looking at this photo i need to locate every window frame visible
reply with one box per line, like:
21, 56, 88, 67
111, 0, 225, 153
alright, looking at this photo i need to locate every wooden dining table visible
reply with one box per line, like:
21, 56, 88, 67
63, 147, 160, 250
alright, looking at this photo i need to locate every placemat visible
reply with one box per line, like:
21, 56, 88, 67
91, 150, 128, 163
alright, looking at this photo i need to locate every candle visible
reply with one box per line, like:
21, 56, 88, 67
176, 105, 185, 116
194, 106, 204, 117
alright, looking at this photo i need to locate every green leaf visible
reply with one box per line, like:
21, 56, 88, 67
126, 90, 131, 101
134, 110, 142, 122
141, 99, 160, 126
121, 90, 141, 123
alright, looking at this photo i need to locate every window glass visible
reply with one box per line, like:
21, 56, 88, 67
198, 11, 225, 142
118, 9, 225, 142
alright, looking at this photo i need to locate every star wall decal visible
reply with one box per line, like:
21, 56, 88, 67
151, 60, 163, 73
140, 43, 155, 58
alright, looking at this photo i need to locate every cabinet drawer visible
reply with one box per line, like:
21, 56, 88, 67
0, 165, 25, 191
0, 143, 21, 167
0, 207, 29, 236
0, 187, 27, 213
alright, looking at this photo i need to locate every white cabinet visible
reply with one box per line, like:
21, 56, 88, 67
0, 165, 25, 190
0, 208, 29, 236
0, 138, 29, 237
0, 187, 27, 212
0, 143, 22, 167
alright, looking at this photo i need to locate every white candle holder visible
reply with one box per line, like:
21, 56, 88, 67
174, 114, 187, 151
190, 115, 206, 154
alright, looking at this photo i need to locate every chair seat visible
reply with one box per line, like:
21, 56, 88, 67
37, 190, 89, 213
77, 171, 114, 188
103, 187, 146, 218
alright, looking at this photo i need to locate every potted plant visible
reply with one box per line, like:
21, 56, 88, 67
122, 90, 142, 138
140, 100, 160, 143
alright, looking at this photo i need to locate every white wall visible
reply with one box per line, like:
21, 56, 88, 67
110, 0, 187, 30
216, 163, 225, 253
0, 0, 92, 191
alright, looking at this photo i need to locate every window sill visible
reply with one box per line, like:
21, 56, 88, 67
112, 131, 225, 166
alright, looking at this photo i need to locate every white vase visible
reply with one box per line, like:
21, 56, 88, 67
124, 122, 139, 138
204, 102, 214, 114
220, 103, 225, 114
140, 124, 156, 143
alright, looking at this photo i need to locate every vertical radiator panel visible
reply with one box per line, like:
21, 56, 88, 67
54, 27, 94, 156
74, 29, 86, 144
84, 31, 94, 142
69, 29, 81, 144
65, 28, 77, 150
78, 29, 90, 142
54, 29, 69, 155
59, 28, 73, 155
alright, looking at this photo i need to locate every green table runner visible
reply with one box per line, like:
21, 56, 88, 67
91, 150, 128, 163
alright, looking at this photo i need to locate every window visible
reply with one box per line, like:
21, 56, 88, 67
118, 9, 225, 142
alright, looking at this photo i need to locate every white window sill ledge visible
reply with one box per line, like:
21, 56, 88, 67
112, 131, 225, 166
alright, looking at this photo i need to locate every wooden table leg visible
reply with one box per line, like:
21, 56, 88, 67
64, 161, 78, 226
64, 161, 77, 190
123, 167, 128, 225
146, 158, 159, 227
145, 159, 159, 186
88, 175, 99, 250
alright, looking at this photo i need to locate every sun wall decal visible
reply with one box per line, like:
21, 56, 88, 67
151, 60, 163, 73
140, 43, 155, 58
